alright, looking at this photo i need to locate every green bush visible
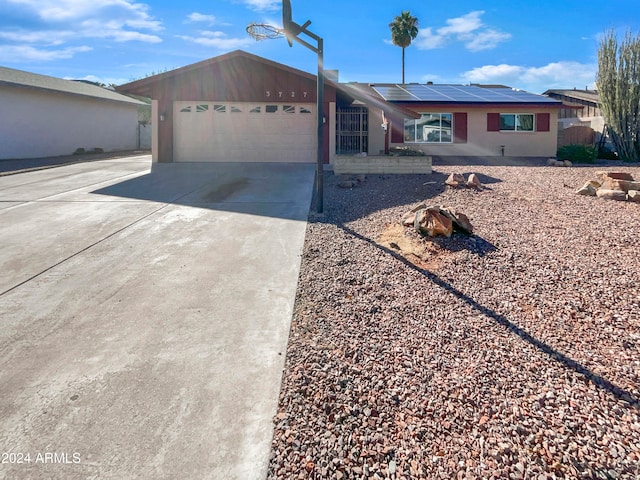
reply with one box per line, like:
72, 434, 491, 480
556, 144, 597, 163
597, 148, 619, 160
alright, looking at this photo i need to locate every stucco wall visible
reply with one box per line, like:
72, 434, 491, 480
380, 107, 558, 158
367, 106, 388, 156
0, 86, 140, 159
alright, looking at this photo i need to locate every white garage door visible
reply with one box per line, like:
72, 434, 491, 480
173, 101, 316, 163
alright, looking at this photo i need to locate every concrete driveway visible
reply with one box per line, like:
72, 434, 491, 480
0, 155, 315, 480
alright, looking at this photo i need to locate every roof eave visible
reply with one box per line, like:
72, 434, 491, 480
1, 79, 146, 106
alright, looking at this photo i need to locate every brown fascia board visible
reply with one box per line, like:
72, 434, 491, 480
116, 49, 318, 98
393, 101, 563, 109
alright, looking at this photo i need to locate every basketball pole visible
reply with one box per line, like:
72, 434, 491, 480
283, 18, 325, 214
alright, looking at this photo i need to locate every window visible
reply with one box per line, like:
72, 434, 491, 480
283, 105, 296, 114
230, 106, 242, 113
500, 113, 534, 131
213, 104, 226, 113
300, 106, 312, 114
404, 113, 452, 143
180, 106, 192, 113
266, 105, 278, 113
196, 104, 209, 112
250, 106, 261, 113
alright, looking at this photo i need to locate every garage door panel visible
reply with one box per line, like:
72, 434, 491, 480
174, 102, 315, 163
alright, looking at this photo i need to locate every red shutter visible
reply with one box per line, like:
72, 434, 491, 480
487, 113, 500, 132
390, 115, 405, 143
536, 113, 550, 132
453, 112, 467, 143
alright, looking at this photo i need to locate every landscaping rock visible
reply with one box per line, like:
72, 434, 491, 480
269, 166, 640, 480
596, 189, 627, 201
337, 180, 356, 188
595, 171, 635, 182
414, 208, 453, 237
445, 173, 465, 187
628, 190, 640, 203
439, 207, 474, 234
576, 182, 597, 196
401, 211, 416, 226
467, 173, 482, 189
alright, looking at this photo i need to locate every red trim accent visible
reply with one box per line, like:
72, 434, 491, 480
391, 121, 404, 143
487, 112, 500, 132
536, 112, 550, 132
453, 112, 467, 143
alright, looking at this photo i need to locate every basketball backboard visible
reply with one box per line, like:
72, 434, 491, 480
282, 0, 293, 46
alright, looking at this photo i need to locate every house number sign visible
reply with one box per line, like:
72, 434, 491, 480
265, 90, 309, 99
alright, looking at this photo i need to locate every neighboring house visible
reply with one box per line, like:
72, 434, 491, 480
116, 50, 562, 165
0, 66, 147, 160
543, 89, 604, 148
543, 88, 603, 132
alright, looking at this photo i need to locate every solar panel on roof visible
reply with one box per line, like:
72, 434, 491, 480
371, 84, 560, 104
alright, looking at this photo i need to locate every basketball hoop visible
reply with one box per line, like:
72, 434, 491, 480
246, 22, 285, 41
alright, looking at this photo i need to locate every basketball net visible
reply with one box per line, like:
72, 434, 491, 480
246, 23, 285, 41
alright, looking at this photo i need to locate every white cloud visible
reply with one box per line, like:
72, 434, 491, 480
241, 0, 280, 12
463, 29, 513, 52
415, 10, 510, 52
0, 45, 92, 62
439, 11, 484, 36
415, 28, 447, 50
68, 74, 130, 86
0, 29, 70, 46
80, 20, 162, 43
187, 12, 216, 23
2, 0, 162, 61
176, 31, 253, 50
6, 0, 161, 28
461, 61, 597, 93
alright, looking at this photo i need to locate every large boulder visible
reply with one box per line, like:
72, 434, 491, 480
414, 208, 453, 237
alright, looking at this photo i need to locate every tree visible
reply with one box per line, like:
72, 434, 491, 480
389, 11, 419, 84
596, 30, 640, 162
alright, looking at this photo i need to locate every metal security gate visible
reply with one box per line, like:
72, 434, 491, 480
336, 106, 368, 154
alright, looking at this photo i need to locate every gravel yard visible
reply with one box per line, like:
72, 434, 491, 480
267, 164, 640, 480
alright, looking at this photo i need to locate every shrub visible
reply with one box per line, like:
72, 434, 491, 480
556, 144, 597, 163
597, 148, 619, 160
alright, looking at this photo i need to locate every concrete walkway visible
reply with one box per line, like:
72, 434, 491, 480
0, 156, 315, 480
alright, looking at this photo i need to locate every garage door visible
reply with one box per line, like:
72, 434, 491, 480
173, 101, 316, 163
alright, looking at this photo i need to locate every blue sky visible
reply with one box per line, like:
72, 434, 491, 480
0, 0, 638, 94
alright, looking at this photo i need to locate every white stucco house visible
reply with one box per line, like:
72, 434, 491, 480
0, 66, 147, 160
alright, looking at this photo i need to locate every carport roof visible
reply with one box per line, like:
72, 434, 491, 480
0, 66, 147, 106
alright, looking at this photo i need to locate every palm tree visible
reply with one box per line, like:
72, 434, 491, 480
389, 11, 419, 84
